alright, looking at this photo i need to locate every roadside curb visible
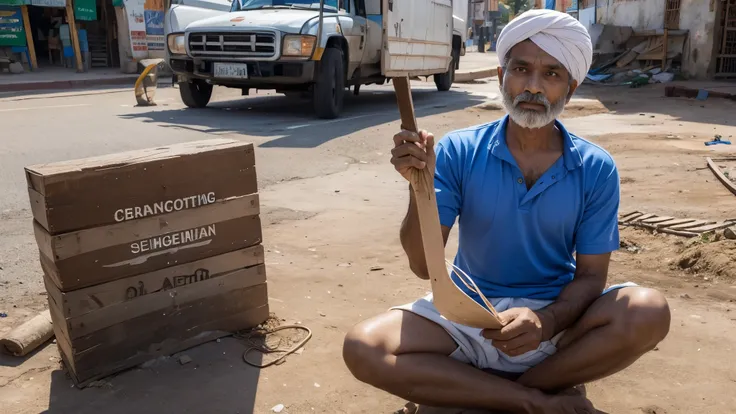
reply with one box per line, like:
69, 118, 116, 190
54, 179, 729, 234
0, 76, 140, 93
455, 67, 498, 83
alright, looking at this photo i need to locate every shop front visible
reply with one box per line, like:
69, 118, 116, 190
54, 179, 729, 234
0, 0, 121, 74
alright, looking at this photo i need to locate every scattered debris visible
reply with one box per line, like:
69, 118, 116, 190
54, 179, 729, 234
725, 228, 736, 240
680, 293, 691, 299
314, 382, 321, 388
585, 26, 686, 87
337, 262, 352, 267
140, 356, 170, 369
619, 211, 736, 238
87, 380, 113, 389
665, 86, 736, 102
178, 354, 192, 365
675, 241, 736, 282
0, 310, 54, 356
0, 312, 6, 318
370, 266, 384, 271
704, 136, 732, 146
272, 404, 285, 413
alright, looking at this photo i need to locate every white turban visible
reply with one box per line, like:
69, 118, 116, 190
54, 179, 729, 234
496, 9, 592, 85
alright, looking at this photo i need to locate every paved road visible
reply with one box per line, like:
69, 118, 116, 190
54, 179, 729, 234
0, 80, 498, 213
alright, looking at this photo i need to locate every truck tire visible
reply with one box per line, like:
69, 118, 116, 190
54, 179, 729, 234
179, 80, 213, 108
434, 55, 455, 92
313, 47, 345, 119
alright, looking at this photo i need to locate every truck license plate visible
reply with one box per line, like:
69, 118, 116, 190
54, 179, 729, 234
213, 63, 249, 79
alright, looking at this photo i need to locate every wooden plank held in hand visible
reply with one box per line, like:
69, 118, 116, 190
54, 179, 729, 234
392, 77, 502, 330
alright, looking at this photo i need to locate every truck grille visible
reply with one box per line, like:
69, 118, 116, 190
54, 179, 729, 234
188, 32, 277, 59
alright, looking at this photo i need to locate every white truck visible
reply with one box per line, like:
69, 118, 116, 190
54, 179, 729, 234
165, 0, 468, 118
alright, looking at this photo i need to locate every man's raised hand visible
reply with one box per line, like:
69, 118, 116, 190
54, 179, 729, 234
390, 130, 434, 183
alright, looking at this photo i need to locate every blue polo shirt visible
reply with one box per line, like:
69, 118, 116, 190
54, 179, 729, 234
436, 115, 620, 301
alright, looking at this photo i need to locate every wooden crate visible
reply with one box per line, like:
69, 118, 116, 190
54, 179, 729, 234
45, 246, 269, 386
36, 193, 262, 291
25, 139, 257, 235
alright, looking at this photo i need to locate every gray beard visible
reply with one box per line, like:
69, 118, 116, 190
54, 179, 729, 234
501, 86, 567, 129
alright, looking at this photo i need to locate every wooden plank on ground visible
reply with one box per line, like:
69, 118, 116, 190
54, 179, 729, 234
686, 222, 736, 233
619, 211, 644, 223
631, 213, 657, 222
654, 218, 696, 228
642, 216, 675, 224
25, 139, 256, 234
36, 194, 262, 291
707, 157, 736, 196
669, 220, 715, 230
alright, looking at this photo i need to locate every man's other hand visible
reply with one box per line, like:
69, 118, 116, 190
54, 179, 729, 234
391, 130, 434, 183
482, 308, 545, 357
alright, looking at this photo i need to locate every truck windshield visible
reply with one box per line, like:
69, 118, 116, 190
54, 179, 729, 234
232, 0, 338, 12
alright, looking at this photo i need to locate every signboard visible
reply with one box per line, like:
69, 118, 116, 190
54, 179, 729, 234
75, 0, 97, 20
0, 0, 29, 5
124, 0, 148, 57
566, 0, 578, 12
31, 0, 66, 7
0, 6, 26, 47
144, 0, 164, 50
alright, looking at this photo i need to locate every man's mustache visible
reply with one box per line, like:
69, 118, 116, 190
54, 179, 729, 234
513, 92, 551, 112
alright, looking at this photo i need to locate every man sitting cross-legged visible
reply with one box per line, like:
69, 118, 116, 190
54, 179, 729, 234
342, 9, 671, 414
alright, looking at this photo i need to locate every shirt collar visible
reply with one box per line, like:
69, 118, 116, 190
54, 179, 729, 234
488, 115, 583, 171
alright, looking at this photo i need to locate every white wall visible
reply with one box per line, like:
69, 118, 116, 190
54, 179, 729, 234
679, 0, 718, 79
599, 0, 663, 30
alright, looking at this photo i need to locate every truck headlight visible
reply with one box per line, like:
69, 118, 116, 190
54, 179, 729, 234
167, 34, 186, 55
282, 35, 316, 57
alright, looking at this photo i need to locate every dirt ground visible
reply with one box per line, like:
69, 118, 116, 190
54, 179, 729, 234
1, 81, 736, 414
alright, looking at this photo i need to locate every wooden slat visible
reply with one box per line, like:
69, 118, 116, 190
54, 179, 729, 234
654, 218, 696, 228
61, 264, 266, 340
631, 213, 657, 222
25, 139, 256, 235
619, 211, 644, 222
39, 214, 263, 292
669, 220, 715, 230
686, 222, 736, 233
45, 193, 259, 260
642, 216, 675, 224
707, 157, 736, 196
51, 245, 265, 318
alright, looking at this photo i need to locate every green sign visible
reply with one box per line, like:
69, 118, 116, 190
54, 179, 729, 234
0, 6, 26, 47
75, 0, 96, 20
111, 0, 122, 7
0, 0, 29, 6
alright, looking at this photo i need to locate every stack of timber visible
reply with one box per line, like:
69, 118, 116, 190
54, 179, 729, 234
25, 139, 270, 386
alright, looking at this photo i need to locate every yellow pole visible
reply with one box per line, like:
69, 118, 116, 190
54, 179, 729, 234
65, 0, 84, 72
20, 5, 37, 70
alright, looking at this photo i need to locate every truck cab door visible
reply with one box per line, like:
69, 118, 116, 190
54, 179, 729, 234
361, 0, 382, 69
340, 0, 366, 78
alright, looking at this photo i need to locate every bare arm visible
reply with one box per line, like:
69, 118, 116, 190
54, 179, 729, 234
400, 186, 451, 279
535, 253, 610, 341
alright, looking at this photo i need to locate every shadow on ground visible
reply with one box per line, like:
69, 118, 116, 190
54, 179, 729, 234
42, 338, 261, 414
118, 87, 486, 149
